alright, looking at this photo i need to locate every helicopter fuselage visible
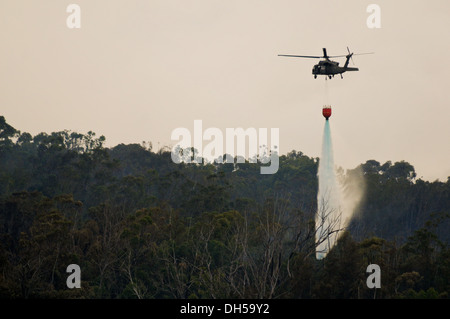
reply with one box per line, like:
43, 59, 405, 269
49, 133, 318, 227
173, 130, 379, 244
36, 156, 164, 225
312, 59, 358, 77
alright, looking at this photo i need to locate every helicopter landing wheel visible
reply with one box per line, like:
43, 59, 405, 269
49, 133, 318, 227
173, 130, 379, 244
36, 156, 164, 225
314, 75, 317, 79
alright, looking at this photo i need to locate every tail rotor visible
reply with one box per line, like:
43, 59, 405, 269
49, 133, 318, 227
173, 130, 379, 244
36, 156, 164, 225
347, 47, 355, 65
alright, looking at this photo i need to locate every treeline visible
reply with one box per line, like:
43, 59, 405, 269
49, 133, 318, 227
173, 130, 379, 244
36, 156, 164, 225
0, 116, 449, 298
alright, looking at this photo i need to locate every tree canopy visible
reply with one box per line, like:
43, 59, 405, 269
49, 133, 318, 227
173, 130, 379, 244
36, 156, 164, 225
0, 117, 449, 299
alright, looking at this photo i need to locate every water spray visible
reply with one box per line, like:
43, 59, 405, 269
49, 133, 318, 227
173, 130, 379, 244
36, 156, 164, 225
316, 107, 342, 260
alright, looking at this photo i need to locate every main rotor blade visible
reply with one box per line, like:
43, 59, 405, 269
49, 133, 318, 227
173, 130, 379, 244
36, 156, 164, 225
278, 52, 373, 58
278, 54, 322, 58
347, 46, 374, 56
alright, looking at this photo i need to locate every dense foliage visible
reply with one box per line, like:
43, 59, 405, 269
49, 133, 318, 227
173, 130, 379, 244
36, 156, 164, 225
0, 116, 449, 298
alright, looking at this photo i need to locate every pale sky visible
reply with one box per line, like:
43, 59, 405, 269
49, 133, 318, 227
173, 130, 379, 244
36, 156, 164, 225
1, 1, 449, 181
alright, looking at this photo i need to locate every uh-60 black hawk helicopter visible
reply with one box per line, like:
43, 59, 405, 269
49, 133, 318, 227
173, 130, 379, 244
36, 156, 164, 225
278, 47, 373, 79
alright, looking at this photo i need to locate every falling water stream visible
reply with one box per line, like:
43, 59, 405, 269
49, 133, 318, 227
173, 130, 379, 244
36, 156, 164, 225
316, 119, 342, 260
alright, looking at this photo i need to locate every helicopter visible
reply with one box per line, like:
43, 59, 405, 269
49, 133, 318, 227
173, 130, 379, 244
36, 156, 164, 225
278, 47, 373, 79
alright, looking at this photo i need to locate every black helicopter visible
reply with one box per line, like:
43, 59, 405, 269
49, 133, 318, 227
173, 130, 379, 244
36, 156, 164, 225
278, 47, 373, 79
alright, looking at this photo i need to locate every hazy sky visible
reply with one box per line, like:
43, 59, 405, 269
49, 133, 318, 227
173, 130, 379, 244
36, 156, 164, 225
1, 1, 449, 181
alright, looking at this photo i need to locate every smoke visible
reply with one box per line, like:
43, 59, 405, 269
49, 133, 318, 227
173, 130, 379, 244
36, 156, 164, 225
315, 120, 365, 260
337, 165, 365, 234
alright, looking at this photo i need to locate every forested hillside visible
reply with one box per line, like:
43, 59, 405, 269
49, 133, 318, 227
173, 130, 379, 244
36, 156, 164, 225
0, 116, 449, 298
